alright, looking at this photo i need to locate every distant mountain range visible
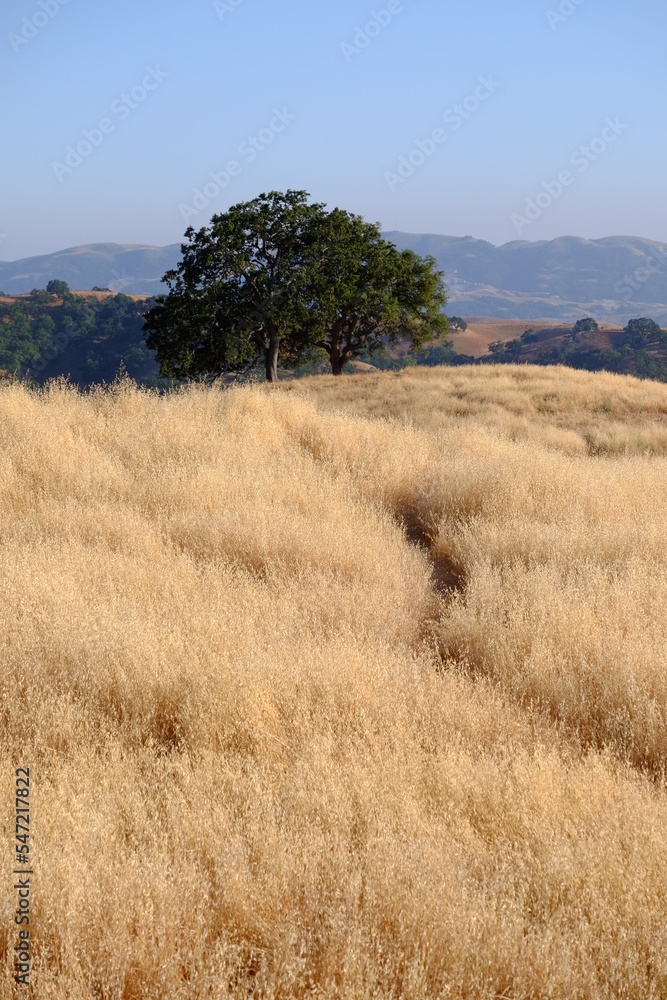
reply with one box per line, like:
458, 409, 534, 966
2, 234, 667, 324
0, 243, 178, 298
384, 234, 667, 326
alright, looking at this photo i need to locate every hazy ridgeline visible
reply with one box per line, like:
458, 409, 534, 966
1, 365, 666, 998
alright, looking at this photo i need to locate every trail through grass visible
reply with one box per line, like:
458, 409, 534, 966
1, 366, 666, 998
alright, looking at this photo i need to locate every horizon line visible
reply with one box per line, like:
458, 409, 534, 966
3, 231, 667, 265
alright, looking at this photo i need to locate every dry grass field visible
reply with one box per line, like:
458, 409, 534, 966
1, 364, 666, 998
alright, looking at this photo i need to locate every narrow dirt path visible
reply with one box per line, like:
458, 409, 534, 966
401, 516, 466, 600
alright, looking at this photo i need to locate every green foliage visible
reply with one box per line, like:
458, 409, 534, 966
303, 209, 448, 374
413, 341, 475, 367
46, 279, 71, 298
352, 339, 474, 373
0, 302, 36, 372
573, 317, 599, 336
0, 292, 156, 385
624, 317, 664, 347
144, 191, 449, 381
448, 316, 468, 332
145, 190, 323, 383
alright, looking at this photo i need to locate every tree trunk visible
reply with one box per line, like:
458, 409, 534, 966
331, 353, 344, 376
264, 338, 279, 382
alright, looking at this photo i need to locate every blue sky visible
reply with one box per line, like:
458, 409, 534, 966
2, 0, 666, 259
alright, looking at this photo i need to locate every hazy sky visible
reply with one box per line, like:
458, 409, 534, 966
2, 0, 666, 260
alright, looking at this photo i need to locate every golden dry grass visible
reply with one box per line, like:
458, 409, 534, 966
1, 365, 667, 998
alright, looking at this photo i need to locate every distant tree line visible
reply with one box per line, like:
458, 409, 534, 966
3, 234, 667, 388
0, 281, 156, 385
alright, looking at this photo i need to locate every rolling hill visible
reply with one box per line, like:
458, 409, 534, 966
2, 234, 667, 324
0, 243, 180, 297
385, 232, 667, 325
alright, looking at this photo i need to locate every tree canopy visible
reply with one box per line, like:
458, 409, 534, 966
624, 317, 663, 346
46, 279, 71, 298
144, 191, 448, 381
297, 207, 447, 374
145, 191, 323, 383
573, 317, 599, 336
448, 316, 468, 333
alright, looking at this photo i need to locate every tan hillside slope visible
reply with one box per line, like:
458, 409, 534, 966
449, 318, 624, 357
1, 366, 666, 998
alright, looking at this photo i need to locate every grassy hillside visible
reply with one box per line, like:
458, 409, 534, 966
447, 317, 622, 357
379, 317, 667, 383
1, 366, 666, 997
481, 319, 667, 382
